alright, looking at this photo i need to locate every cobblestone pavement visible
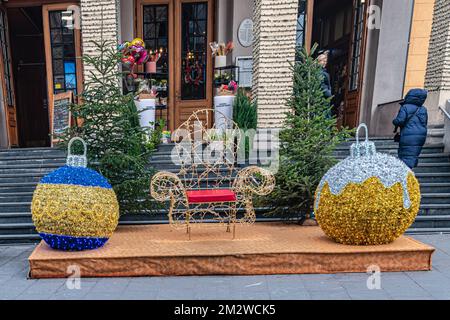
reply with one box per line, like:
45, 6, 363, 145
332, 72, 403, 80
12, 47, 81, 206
1, 234, 450, 300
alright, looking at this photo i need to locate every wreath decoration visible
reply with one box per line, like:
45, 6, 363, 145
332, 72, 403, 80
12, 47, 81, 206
184, 60, 203, 86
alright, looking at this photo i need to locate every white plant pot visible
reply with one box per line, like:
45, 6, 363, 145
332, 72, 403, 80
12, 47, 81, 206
214, 95, 235, 132
134, 98, 156, 130
214, 55, 227, 68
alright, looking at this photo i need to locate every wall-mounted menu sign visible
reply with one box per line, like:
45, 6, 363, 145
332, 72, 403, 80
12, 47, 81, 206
235, 56, 253, 88
51, 91, 72, 146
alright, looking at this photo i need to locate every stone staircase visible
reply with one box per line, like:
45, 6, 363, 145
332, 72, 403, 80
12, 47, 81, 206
1, 138, 450, 244
336, 138, 450, 234
0, 148, 66, 244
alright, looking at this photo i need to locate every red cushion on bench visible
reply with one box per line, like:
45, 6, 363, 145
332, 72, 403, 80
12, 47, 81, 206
186, 189, 237, 203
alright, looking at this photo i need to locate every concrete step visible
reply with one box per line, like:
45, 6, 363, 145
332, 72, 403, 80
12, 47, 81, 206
407, 227, 450, 234
0, 192, 33, 203
414, 173, 450, 183
334, 153, 450, 163
0, 161, 65, 168
419, 204, 450, 215
0, 158, 66, 165
420, 183, 450, 193
0, 176, 44, 184
0, 151, 65, 160
0, 223, 36, 235
0, 167, 61, 175
421, 193, 450, 205
0, 182, 38, 193
0, 233, 41, 244
413, 163, 450, 174
412, 215, 450, 229
0, 202, 31, 213
0, 212, 33, 224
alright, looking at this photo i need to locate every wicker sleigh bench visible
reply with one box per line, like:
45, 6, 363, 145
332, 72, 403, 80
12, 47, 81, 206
150, 109, 275, 239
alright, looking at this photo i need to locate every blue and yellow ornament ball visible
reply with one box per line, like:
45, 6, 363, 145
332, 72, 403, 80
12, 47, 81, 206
31, 138, 119, 251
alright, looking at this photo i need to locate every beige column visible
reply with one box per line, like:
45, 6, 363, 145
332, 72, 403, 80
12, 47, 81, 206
79, 0, 120, 78
424, 0, 450, 126
252, 0, 298, 129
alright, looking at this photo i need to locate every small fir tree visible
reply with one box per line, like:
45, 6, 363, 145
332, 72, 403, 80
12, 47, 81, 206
60, 39, 161, 215
267, 46, 352, 222
233, 88, 257, 158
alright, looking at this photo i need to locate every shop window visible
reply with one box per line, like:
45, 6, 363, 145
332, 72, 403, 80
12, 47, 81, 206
49, 10, 77, 94
334, 10, 345, 41
0, 10, 13, 106
321, 19, 330, 48
143, 4, 169, 75
181, 2, 208, 100
349, 0, 365, 91
296, 0, 307, 49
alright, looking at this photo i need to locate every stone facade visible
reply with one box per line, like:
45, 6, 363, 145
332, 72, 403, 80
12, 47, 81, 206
79, 0, 120, 77
424, 0, 450, 125
403, 0, 435, 95
425, 0, 450, 91
252, 0, 298, 128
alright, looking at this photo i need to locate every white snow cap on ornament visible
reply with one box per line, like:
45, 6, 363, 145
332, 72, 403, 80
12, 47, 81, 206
314, 123, 414, 210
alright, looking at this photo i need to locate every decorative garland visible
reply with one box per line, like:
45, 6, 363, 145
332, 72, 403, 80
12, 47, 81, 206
184, 60, 203, 86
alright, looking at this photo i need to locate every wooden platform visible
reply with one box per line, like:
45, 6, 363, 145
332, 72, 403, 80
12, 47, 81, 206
28, 223, 434, 278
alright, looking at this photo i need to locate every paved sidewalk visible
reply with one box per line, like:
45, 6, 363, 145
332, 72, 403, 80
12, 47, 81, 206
1, 234, 450, 300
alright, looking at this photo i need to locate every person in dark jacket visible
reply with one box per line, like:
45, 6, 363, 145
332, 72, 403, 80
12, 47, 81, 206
318, 52, 332, 99
393, 88, 428, 169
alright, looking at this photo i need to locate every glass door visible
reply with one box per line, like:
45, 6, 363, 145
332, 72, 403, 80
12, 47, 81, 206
175, 0, 213, 129
137, 0, 174, 130
137, 0, 213, 131
344, 0, 367, 128
43, 3, 82, 142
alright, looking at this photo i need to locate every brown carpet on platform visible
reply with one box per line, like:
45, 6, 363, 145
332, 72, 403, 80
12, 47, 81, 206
28, 223, 434, 278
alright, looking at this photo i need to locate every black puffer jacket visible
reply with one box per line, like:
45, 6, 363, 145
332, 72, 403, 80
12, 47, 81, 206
392, 89, 428, 169
320, 68, 332, 99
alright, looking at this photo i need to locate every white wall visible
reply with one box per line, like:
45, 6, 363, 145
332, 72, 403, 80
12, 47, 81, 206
231, 0, 253, 62
120, 0, 134, 42
367, 0, 414, 134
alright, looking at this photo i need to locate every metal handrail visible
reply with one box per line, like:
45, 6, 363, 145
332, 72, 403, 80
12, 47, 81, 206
439, 105, 450, 121
377, 99, 403, 108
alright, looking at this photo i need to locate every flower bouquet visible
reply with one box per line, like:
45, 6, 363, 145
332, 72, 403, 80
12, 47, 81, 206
135, 79, 158, 100
161, 131, 171, 144
216, 80, 238, 96
146, 48, 164, 73
210, 41, 234, 68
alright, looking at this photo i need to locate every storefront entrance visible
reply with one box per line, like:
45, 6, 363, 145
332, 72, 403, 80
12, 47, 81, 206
136, 0, 214, 131
0, 1, 82, 148
310, 0, 367, 128
8, 7, 49, 147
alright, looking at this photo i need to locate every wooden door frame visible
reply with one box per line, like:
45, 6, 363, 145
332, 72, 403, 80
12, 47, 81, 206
305, 0, 314, 53
344, 0, 368, 128
135, 0, 175, 131
0, 5, 18, 147
135, 0, 214, 131
3, 0, 70, 8
43, 2, 83, 136
174, 0, 214, 129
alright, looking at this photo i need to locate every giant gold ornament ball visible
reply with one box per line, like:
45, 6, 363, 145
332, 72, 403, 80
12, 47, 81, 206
315, 173, 420, 245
